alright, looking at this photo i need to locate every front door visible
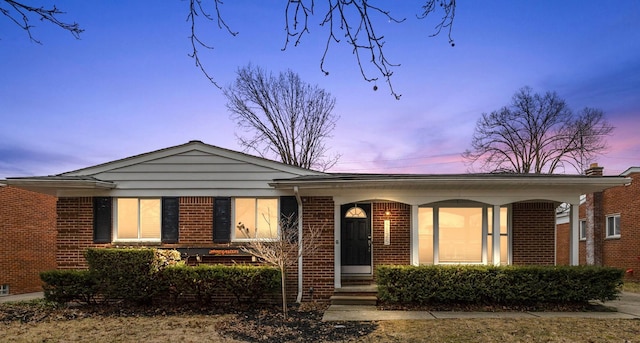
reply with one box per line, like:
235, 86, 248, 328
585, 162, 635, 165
341, 203, 372, 274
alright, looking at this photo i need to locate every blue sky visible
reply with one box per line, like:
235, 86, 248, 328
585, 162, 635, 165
1, 1, 638, 178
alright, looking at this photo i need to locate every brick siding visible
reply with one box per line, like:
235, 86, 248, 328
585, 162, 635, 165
512, 202, 556, 265
299, 196, 335, 301
601, 172, 640, 279
556, 171, 640, 278
372, 202, 411, 270
0, 186, 57, 295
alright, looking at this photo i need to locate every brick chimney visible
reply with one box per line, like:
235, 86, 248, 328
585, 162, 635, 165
585, 163, 604, 177
584, 163, 604, 265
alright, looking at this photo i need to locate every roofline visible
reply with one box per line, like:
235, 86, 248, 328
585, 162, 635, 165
61, 140, 325, 177
621, 167, 640, 176
270, 175, 631, 190
1, 178, 116, 190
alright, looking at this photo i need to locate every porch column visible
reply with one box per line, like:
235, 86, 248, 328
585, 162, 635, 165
334, 203, 341, 288
411, 205, 419, 266
569, 203, 579, 266
492, 205, 501, 266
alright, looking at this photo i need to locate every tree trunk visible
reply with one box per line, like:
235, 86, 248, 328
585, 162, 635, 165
281, 267, 288, 320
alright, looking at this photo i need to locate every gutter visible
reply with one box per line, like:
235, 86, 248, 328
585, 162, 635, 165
294, 186, 304, 303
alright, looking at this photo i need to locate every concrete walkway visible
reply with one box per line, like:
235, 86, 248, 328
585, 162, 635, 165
322, 292, 640, 321
0, 292, 44, 303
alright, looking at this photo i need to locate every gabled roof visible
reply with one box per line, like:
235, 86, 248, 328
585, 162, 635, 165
621, 167, 640, 176
3, 141, 325, 196
61, 140, 324, 177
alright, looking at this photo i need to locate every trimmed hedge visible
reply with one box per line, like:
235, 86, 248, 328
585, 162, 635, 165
41, 248, 280, 306
377, 265, 624, 305
85, 248, 158, 304
40, 270, 98, 304
160, 264, 281, 304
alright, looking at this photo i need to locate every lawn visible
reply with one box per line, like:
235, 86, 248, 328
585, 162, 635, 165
1, 300, 640, 342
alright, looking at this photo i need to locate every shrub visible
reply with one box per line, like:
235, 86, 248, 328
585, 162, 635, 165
159, 264, 280, 304
377, 265, 624, 306
85, 248, 158, 304
40, 270, 98, 305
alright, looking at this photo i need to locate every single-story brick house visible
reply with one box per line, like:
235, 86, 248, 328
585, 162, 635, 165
3, 141, 630, 301
0, 184, 57, 296
557, 165, 639, 278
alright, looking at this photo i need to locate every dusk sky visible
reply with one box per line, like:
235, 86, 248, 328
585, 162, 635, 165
1, 1, 639, 178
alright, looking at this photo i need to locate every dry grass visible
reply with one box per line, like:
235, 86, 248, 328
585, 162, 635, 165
2, 311, 640, 342
624, 281, 640, 294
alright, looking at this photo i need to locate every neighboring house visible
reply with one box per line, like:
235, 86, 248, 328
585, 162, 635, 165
0, 184, 57, 296
557, 165, 640, 278
3, 141, 629, 301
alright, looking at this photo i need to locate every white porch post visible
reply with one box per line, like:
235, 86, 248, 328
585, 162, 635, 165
492, 205, 501, 266
334, 203, 341, 288
570, 204, 580, 266
411, 205, 419, 266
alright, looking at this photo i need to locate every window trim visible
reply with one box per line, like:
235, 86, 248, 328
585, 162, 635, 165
0, 284, 8, 296
113, 197, 162, 243
579, 219, 587, 241
232, 197, 280, 242
418, 203, 511, 266
606, 214, 621, 239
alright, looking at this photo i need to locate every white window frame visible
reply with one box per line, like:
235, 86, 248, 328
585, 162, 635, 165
232, 197, 280, 242
113, 198, 162, 242
579, 219, 587, 241
0, 284, 9, 296
606, 214, 621, 238
418, 203, 511, 266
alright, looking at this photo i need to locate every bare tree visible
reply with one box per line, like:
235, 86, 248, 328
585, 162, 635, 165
1, 0, 83, 43
224, 64, 339, 171
463, 87, 614, 174
4, 1, 456, 99
238, 215, 322, 320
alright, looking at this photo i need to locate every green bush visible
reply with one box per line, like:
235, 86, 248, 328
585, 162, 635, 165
40, 270, 98, 305
377, 265, 624, 305
159, 264, 280, 304
85, 248, 158, 304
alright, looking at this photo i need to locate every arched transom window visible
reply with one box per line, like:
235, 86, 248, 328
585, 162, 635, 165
345, 206, 367, 218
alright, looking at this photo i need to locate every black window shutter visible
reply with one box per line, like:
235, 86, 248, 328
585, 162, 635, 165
280, 196, 299, 242
161, 197, 180, 243
213, 197, 231, 243
93, 197, 112, 243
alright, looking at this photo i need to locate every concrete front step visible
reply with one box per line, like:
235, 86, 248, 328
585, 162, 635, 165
330, 295, 378, 306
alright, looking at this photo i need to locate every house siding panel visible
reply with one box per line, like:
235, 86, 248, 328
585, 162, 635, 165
0, 186, 57, 295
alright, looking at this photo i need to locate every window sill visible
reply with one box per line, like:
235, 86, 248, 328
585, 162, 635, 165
605, 236, 621, 240
112, 240, 163, 246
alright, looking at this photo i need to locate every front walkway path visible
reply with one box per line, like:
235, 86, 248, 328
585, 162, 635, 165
322, 292, 640, 321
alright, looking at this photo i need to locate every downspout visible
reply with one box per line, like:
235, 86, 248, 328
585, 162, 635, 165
294, 186, 304, 303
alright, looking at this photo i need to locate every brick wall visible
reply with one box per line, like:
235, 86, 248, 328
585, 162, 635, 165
57, 197, 111, 269
601, 172, 640, 279
372, 202, 411, 270
512, 202, 556, 265
177, 197, 213, 244
556, 221, 570, 265
0, 186, 57, 295
299, 196, 335, 301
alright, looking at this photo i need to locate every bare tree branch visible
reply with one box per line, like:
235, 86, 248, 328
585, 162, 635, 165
238, 214, 323, 320
463, 86, 614, 174
1, 0, 83, 44
224, 64, 340, 171
186, 0, 238, 88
